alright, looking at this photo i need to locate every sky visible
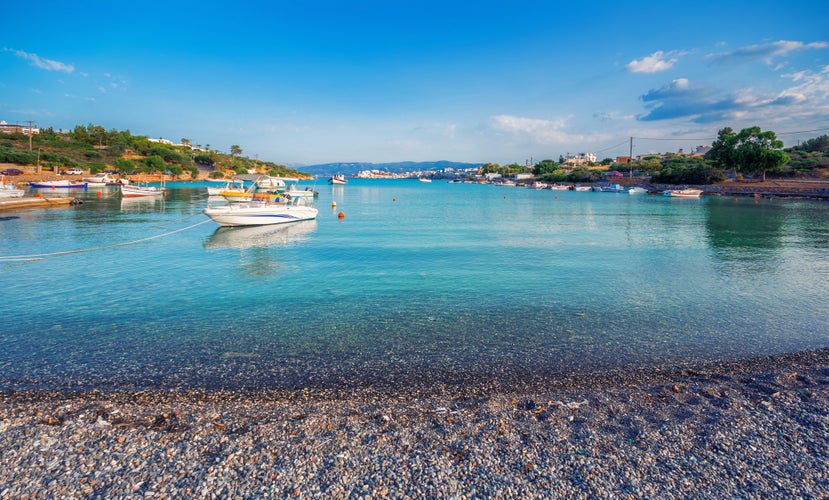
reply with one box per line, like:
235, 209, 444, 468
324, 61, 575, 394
2, 0, 829, 166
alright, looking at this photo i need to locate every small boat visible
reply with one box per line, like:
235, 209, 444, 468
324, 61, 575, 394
28, 180, 88, 189
0, 176, 24, 198
206, 179, 245, 196
203, 198, 318, 227
254, 175, 286, 193
329, 174, 347, 185
83, 172, 128, 187
594, 183, 624, 193
121, 184, 166, 198
222, 191, 290, 203
531, 181, 548, 189
418, 177, 432, 183
284, 183, 318, 199
663, 188, 703, 198
573, 185, 592, 192
549, 184, 570, 191
627, 186, 648, 194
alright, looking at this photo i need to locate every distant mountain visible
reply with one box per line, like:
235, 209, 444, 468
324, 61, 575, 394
297, 160, 483, 178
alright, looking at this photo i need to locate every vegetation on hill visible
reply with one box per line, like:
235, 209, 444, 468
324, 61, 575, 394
0, 124, 308, 180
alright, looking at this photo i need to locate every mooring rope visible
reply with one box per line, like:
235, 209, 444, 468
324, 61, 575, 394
0, 218, 212, 262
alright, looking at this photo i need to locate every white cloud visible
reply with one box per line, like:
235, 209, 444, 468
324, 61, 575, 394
490, 114, 592, 144
6, 48, 74, 73
708, 40, 829, 66
627, 50, 685, 73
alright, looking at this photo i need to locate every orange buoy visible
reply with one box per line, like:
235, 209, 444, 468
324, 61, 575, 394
96, 191, 102, 198
337, 211, 345, 219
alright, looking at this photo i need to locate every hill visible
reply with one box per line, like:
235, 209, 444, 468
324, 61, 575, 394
298, 160, 483, 178
0, 125, 307, 180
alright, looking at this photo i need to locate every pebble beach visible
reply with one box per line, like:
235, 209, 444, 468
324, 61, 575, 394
1, 348, 827, 498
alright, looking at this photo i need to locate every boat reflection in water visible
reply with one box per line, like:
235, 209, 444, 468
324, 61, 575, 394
204, 219, 317, 250
120, 196, 165, 211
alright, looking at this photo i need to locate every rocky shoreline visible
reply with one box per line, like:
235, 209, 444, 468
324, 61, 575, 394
1, 347, 827, 497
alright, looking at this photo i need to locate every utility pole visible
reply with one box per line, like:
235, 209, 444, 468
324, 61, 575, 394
27, 120, 36, 151
629, 136, 633, 178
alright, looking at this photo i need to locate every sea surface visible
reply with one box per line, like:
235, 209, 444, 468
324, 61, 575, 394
1, 179, 828, 392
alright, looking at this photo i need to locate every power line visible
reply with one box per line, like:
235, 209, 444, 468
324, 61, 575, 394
776, 126, 829, 136
593, 139, 630, 154
633, 136, 715, 141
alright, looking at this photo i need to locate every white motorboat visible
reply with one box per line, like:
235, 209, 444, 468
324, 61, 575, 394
627, 186, 648, 194
206, 179, 245, 196
284, 183, 318, 199
254, 176, 286, 193
663, 188, 703, 198
573, 185, 592, 192
121, 184, 166, 198
329, 174, 347, 185
83, 173, 127, 187
418, 177, 432, 183
0, 176, 24, 198
203, 198, 318, 227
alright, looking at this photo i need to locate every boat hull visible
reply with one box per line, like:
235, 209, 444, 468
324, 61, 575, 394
203, 203, 318, 227
28, 181, 88, 189
664, 189, 703, 198
121, 185, 166, 197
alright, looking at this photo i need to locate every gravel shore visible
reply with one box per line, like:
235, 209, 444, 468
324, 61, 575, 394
1, 348, 827, 498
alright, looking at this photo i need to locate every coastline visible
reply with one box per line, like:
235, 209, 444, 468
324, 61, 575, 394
2, 347, 827, 497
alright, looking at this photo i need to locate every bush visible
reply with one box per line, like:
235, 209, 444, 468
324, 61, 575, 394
651, 164, 725, 184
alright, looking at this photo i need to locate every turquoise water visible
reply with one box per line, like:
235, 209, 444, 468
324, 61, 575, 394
1, 180, 828, 391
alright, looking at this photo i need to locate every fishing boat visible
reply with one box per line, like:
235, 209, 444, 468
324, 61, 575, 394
663, 188, 703, 198
0, 176, 24, 198
203, 197, 318, 227
121, 183, 166, 198
573, 185, 592, 192
28, 180, 88, 189
329, 174, 347, 185
627, 186, 648, 194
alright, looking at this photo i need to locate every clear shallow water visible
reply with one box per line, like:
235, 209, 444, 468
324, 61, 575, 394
1, 180, 827, 391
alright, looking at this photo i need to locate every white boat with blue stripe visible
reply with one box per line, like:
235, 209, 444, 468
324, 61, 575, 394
203, 197, 318, 227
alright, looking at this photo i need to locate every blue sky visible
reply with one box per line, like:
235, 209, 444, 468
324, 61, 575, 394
3, 0, 829, 166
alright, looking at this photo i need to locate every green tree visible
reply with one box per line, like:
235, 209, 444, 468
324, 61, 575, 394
230, 145, 242, 158
143, 155, 165, 173
567, 167, 601, 183
705, 127, 738, 177
480, 162, 500, 174
795, 134, 829, 153
734, 127, 788, 181
114, 158, 135, 173
532, 159, 558, 176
